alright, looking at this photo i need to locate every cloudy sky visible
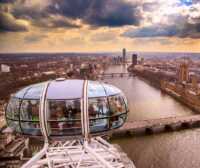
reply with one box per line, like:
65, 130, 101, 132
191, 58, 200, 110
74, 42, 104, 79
0, 0, 200, 53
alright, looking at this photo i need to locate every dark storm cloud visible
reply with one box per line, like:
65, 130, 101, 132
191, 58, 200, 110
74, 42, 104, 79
47, 0, 90, 19
123, 22, 200, 39
123, 12, 200, 39
6, 0, 141, 29
32, 17, 81, 29
12, 2, 49, 20
123, 25, 179, 38
42, 19, 80, 29
179, 22, 200, 38
0, 0, 15, 3
0, 12, 28, 32
10, 0, 81, 29
43, 0, 141, 27
84, 0, 141, 27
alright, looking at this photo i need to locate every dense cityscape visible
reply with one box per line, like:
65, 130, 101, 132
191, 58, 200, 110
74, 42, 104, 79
1, 0, 200, 167
0, 49, 200, 167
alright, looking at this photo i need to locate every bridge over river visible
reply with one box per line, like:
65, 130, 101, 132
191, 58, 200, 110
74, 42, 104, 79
102, 64, 200, 168
102, 65, 200, 138
110, 115, 200, 138
98, 72, 135, 79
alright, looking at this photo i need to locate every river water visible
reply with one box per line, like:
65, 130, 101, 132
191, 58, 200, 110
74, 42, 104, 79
104, 65, 200, 168
103, 65, 194, 121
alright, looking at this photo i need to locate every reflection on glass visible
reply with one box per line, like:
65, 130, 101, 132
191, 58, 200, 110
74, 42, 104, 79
21, 122, 41, 135
6, 98, 20, 119
48, 99, 81, 136
24, 83, 45, 99
20, 100, 39, 121
88, 81, 107, 98
20, 100, 41, 135
7, 119, 21, 132
102, 84, 121, 96
88, 94, 128, 133
5, 84, 128, 136
14, 87, 30, 98
89, 97, 109, 133
108, 94, 126, 129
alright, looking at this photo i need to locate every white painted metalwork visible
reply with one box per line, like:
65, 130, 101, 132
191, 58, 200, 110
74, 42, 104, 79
82, 80, 89, 141
39, 81, 51, 143
22, 81, 50, 168
21, 143, 48, 168
21, 80, 134, 168
22, 137, 129, 168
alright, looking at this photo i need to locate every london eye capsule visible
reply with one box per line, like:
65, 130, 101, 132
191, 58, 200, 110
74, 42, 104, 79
5, 79, 128, 139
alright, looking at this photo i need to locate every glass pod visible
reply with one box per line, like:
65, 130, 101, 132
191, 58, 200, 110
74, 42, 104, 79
5, 79, 128, 138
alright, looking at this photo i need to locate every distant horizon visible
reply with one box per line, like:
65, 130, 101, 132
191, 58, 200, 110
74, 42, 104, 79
0, 51, 200, 55
1, 0, 200, 53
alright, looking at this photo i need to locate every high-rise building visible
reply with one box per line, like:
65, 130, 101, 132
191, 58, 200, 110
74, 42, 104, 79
132, 54, 137, 66
122, 48, 126, 63
178, 63, 189, 83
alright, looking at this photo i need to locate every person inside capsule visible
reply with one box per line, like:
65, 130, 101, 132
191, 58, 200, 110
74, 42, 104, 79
21, 100, 40, 135
88, 97, 109, 132
5, 80, 128, 137
48, 100, 82, 135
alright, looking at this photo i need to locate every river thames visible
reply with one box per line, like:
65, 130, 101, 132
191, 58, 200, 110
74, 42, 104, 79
104, 65, 200, 168
103, 64, 194, 121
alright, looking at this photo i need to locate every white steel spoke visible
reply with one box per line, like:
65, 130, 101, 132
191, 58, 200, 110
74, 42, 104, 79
21, 137, 135, 168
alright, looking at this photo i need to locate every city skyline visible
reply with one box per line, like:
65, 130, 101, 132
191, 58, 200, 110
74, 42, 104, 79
0, 0, 200, 53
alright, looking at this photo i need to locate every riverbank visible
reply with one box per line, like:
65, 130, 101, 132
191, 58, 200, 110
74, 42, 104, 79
130, 69, 162, 89
129, 68, 200, 114
160, 82, 200, 113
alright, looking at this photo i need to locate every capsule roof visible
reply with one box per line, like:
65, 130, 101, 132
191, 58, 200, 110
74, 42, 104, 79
14, 79, 121, 100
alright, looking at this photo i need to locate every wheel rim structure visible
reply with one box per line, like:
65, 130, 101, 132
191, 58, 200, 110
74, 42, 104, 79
5, 79, 134, 168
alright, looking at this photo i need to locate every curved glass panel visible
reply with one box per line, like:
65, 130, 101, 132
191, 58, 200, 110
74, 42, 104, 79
108, 94, 127, 129
88, 94, 127, 133
102, 84, 121, 96
14, 86, 30, 98
5, 80, 128, 137
24, 83, 46, 99
6, 98, 20, 120
20, 100, 40, 120
21, 122, 41, 135
121, 93, 128, 108
20, 100, 41, 135
47, 99, 81, 136
6, 98, 21, 132
88, 81, 106, 98
47, 80, 84, 99
7, 119, 21, 132
88, 97, 109, 133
